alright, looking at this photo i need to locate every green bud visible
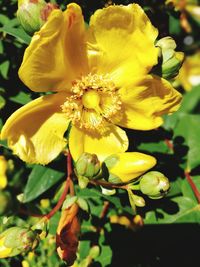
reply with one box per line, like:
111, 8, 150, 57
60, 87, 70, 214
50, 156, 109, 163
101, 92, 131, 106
139, 171, 170, 199
75, 153, 100, 179
76, 197, 89, 213
156, 37, 184, 79
131, 194, 146, 207
89, 245, 100, 259
0, 191, 11, 215
0, 227, 39, 258
17, 0, 57, 35
101, 186, 116, 196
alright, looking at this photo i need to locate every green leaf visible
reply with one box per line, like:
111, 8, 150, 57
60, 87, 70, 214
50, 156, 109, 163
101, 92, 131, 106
167, 178, 182, 198
9, 91, 32, 105
77, 188, 126, 213
169, 14, 181, 35
173, 114, 200, 170
0, 140, 9, 149
137, 141, 169, 153
0, 60, 10, 79
0, 95, 6, 109
79, 240, 91, 260
96, 235, 112, 267
0, 40, 3, 54
178, 85, 200, 113
49, 212, 60, 235
23, 165, 65, 203
145, 196, 200, 224
164, 86, 200, 130
0, 24, 31, 44
0, 14, 10, 26
181, 175, 200, 203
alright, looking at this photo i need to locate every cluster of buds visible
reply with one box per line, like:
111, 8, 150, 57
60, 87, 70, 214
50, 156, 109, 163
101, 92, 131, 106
17, 0, 58, 35
75, 152, 170, 203
0, 227, 39, 258
156, 37, 184, 80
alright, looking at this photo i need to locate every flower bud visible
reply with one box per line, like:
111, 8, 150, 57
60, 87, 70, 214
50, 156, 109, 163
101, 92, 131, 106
75, 153, 100, 179
131, 194, 146, 207
17, 0, 58, 35
139, 171, 170, 199
0, 191, 11, 215
0, 227, 39, 258
156, 37, 184, 79
103, 152, 157, 184
0, 156, 8, 189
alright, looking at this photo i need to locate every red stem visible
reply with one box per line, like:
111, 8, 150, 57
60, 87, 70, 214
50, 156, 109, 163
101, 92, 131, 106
19, 207, 44, 218
164, 139, 174, 151
45, 152, 73, 219
165, 138, 200, 203
89, 179, 128, 190
19, 153, 73, 219
184, 171, 200, 204
100, 201, 109, 219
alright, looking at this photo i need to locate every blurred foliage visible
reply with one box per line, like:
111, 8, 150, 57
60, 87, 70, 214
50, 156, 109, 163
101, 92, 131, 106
1, 0, 200, 267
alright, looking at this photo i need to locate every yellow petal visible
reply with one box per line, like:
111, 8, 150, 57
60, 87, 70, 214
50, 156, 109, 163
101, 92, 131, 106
104, 152, 157, 183
1, 93, 70, 164
87, 4, 158, 84
69, 125, 128, 162
19, 3, 88, 93
0, 236, 12, 259
115, 75, 182, 130
0, 175, 7, 189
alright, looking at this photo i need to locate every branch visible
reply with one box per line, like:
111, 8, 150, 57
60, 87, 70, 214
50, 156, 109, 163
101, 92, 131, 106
184, 171, 200, 204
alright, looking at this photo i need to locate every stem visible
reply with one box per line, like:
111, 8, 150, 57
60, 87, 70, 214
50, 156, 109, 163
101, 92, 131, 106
185, 171, 200, 204
165, 138, 200, 204
100, 201, 109, 219
45, 152, 73, 219
128, 184, 140, 190
89, 179, 128, 190
18, 153, 74, 219
19, 207, 44, 218
164, 138, 174, 151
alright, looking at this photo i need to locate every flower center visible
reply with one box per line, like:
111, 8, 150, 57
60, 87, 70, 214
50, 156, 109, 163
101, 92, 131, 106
61, 74, 122, 133
82, 90, 101, 111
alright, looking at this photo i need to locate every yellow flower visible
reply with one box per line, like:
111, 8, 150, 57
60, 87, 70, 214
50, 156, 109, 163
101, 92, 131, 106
0, 156, 8, 189
0, 236, 12, 258
177, 51, 200, 91
1, 3, 181, 164
22, 260, 30, 267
